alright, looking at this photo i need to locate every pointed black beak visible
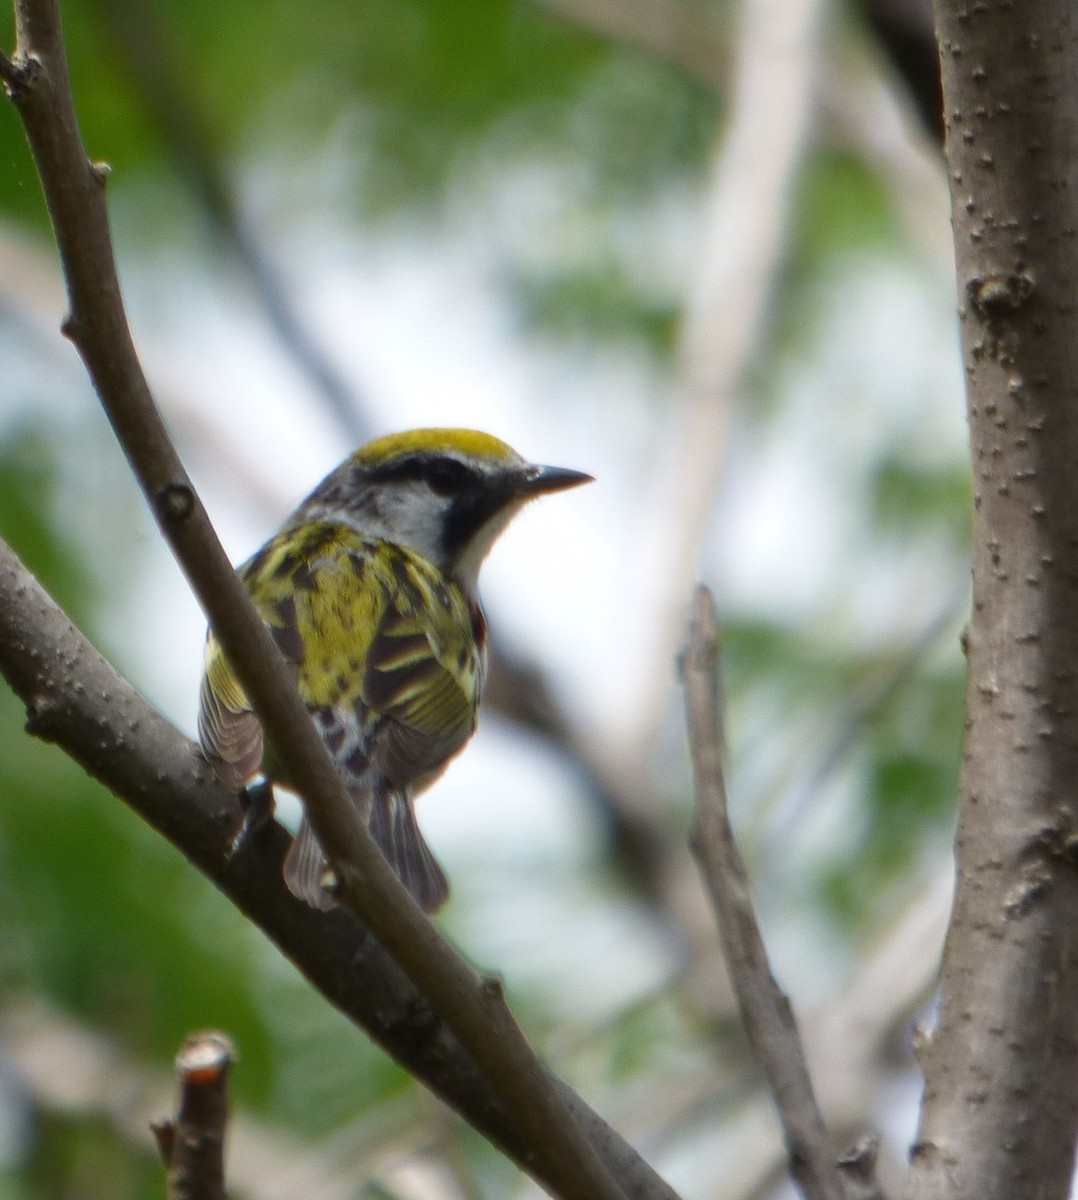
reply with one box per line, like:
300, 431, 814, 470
519, 464, 594, 497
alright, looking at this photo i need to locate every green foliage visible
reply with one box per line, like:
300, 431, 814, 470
818, 676, 963, 930
871, 456, 972, 544
21, 1115, 160, 1200
724, 611, 965, 935
509, 255, 682, 355
724, 618, 855, 707
0, 0, 715, 230
793, 149, 900, 263
0, 437, 272, 1105
0, 745, 271, 1097
755, 146, 906, 380
0, 427, 98, 630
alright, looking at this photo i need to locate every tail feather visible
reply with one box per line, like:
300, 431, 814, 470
283, 791, 449, 914
368, 790, 450, 913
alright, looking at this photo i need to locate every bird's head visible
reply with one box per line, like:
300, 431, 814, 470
294, 428, 592, 594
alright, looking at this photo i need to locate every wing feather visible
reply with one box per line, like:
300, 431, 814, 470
197, 523, 479, 911
198, 644, 264, 790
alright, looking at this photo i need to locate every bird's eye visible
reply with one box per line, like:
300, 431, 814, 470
426, 458, 469, 495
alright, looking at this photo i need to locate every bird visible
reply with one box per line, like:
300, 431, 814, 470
197, 428, 592, 912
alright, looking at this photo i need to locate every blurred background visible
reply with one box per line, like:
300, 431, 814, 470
0, 0, 969, 1196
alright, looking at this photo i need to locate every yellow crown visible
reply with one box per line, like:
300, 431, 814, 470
352, 428, 522, 469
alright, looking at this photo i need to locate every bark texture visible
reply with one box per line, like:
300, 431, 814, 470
910, 3, 1078, 1198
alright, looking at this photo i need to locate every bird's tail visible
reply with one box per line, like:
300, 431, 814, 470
368, 789, 450, 913
283, 789, 449, 914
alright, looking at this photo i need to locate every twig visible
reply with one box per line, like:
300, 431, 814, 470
91, 0, 371, 445
152, 1031, 236, 1200
3, 999, 469, 1200
622, 867, 945, 1199
2, 4, 633, 1197
0, 536, 678, 1200
681, 585, 845, 1200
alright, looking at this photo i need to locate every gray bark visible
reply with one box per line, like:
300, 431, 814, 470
908, 4, 1078, 1198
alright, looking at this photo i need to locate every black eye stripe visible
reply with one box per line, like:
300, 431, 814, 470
426, 458, 471, 495
366, 454, 478, 495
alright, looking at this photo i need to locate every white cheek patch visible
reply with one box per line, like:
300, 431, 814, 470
346, 482, 450, 567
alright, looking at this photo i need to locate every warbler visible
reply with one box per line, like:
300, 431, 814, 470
198, 428, 591, 912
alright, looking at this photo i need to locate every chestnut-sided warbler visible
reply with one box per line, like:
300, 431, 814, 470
198, 428, 591, 911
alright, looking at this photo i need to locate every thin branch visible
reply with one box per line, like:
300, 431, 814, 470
2, 3, 634, 1196
0, 536, 678, 1200
91, 0, 371, 445
681, 585, 846, 1200
627, 867, 945, 1200
153, 1031, 236, 1200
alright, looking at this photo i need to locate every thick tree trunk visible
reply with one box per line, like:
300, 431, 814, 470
908, 4, 1078, 1198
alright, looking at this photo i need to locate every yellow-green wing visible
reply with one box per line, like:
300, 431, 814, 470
359, 549, 483, 787
198, 521, 383, 786
198, 523, 482, 793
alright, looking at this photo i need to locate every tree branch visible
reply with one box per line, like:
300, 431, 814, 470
0, 535, 678, 1200
4, 1000, 422, 1200
682, 586, 847, 1200
2, 2, 637, 1195
153, 1032, 236, 1200
89, 0, 371, 445
907, 2, 1078, 1197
